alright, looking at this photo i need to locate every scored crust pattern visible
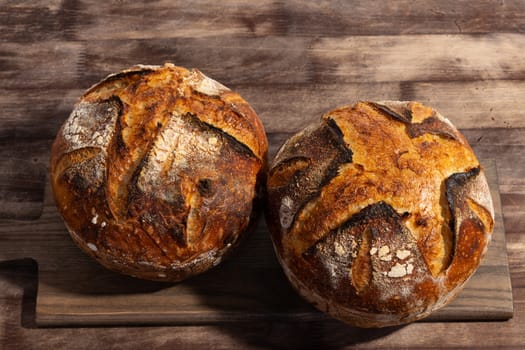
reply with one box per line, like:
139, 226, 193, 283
266, 101, 494, 327
51, 64, 267, 281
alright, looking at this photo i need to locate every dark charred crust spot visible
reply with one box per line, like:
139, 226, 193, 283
445, 166, 481, 219
444, 166, 482, 262
326, 118, 353, 163
446, 167, 481, 199
170, 223, 187, 247
318, 163, 345, 190
315, 119, 354, 191
326, 118, 345, 139
407, 115, 460, 141
345, 201, 402, 229
368, 102, 412, 124
181, 112, 259, 162
63, 170, 88, 192
107, 95, 124, 111
416, 217, 429, 227
114, 121, 128, 154
197, 179, 213, 197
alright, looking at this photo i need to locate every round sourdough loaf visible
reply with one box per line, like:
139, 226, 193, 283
51, 63, 267, 282
266, 101, 494, 327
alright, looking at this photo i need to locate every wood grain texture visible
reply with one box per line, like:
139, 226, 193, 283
3, 35, 525, 88
3, 36, 525, 141
2, 0, 525, 42
1, 0, 525, 348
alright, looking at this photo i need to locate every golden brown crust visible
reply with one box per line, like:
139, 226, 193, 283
51, 63, 268, 281
266, 101, 494, 327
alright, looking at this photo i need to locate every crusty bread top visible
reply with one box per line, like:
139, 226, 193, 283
80, 64, 267, 161
51, 64, 267, 280
267, 101, 494, 314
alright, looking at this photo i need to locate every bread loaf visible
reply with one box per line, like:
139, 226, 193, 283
266, 101, 494, 327
51, 64, 268, 282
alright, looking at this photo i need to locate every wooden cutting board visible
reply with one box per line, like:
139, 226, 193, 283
0, 159, 513, 326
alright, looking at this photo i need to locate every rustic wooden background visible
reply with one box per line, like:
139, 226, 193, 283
1, 0, 525, 348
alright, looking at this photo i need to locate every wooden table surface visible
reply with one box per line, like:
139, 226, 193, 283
1, 1, 524, 349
